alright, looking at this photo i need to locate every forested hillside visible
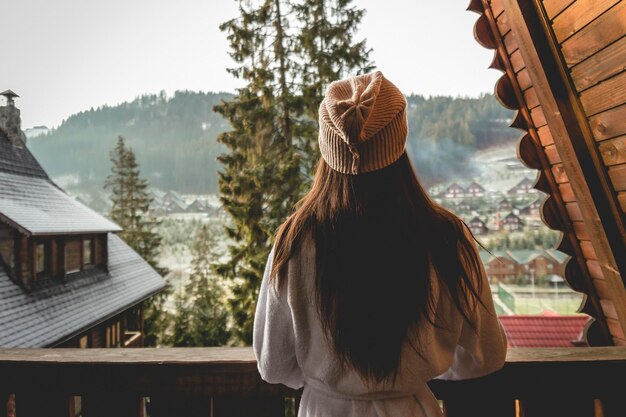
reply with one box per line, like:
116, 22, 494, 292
27, 91, 516, 193
406, 94, 518, 184
28, 91, 231, 193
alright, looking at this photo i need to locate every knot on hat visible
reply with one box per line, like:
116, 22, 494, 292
335, 82, 376, 143
318, 71, 408, 175
329, 72, 382, 144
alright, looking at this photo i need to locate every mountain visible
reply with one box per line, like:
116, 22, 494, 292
27, 91, 516, 194
28, 91, 232, 194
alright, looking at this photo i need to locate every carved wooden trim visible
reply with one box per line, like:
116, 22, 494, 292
470, 0, 612, 345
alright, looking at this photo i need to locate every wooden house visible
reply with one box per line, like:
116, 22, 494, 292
466, 181, 486, 197
439, 182, 465, 199
499, 314, 589, 347
482, 249, 566, 281
456, 199, 473, 213
469, 216, 490, 235
186, 199, 208, 213
502, 211, 524, 231
517, 196, 543, 216
484, 251, 519, 281
0, 94, 165, 348
498, 197, 514, 210
507, 177, 538, 196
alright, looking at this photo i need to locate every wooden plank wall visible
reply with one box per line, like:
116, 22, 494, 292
65, 238, 81, 273
484, 0, 619, 344
549, 0, 626, 214
0, 223, 14, 270
541, 0, 626, 344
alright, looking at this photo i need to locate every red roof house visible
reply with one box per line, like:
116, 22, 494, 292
499, 313, 589, 348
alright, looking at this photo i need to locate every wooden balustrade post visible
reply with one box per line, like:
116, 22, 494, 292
81, 394, 142, 417
598, 397, 626, 417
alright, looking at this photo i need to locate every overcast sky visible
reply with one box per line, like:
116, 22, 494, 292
2, 0, 499, 129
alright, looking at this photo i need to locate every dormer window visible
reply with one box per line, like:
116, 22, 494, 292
34, 242, 48, 277
83, 238, 93, 266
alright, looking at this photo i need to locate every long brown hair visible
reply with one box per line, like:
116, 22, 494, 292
271, 152, 483, 382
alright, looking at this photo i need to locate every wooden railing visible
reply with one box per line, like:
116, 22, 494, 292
0, 347, 625, 417
123, 332, 142, 348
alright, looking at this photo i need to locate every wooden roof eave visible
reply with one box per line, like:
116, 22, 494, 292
468, 0, 613, 345
504, 0, 626, 345
0, 213, 31, 237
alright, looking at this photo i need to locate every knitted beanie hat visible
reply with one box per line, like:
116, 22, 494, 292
318, 71, 408, 175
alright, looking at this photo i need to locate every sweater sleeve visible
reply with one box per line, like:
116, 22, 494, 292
253, 248, 305, 389
436, 230, 508, 381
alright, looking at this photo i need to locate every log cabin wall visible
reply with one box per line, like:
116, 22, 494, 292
55, 307, 145, 348
16, 234, 31, 289
0, 223, 14, 273
473, 0, 626, 345
93, 234, 107, 271
64, 238, 82, 274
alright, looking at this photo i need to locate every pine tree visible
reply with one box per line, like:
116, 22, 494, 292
215, 0, 372, 343
293, 0, 374, 176
104, 136, 170, 346
214, 0, 303, 344
169, 224, 230, 346
169, 292, 195, 347
187, 224, 230, 345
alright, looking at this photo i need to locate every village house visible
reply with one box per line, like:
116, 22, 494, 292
465, 181, 486, 197
497, 197, 513, 211
456, 199, 473, 213
0, 91, 165, 348
517, 197, 542, 217
481, 249, 566, 283
501, 211, 524, 231
483, 251, 518, 282
507, 177, 538, 197
468, 216, 489, 235
499, 313, 588, 348
439, 182, 465, 199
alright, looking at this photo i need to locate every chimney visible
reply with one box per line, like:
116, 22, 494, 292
0, 90, 27, 146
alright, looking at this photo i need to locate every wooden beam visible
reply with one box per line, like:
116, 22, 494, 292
503, 0, 626, 342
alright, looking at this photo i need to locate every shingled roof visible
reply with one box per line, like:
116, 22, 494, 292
499, 314, 589, 348
0, 234, 165, 347
0, 128, 120, 235
0, 129, 48, 178
0, 171, 121, 235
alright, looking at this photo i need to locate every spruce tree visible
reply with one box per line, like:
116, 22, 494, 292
104, 136, 170, 346
215, 0, 372, 343
169, 224, 230, 346
293, 0, 374, 176
169, 292, 195, 347
188, 224, 230, 345
214, 0, 303, 344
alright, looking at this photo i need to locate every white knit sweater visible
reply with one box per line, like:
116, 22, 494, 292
253, 234, 507, 417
